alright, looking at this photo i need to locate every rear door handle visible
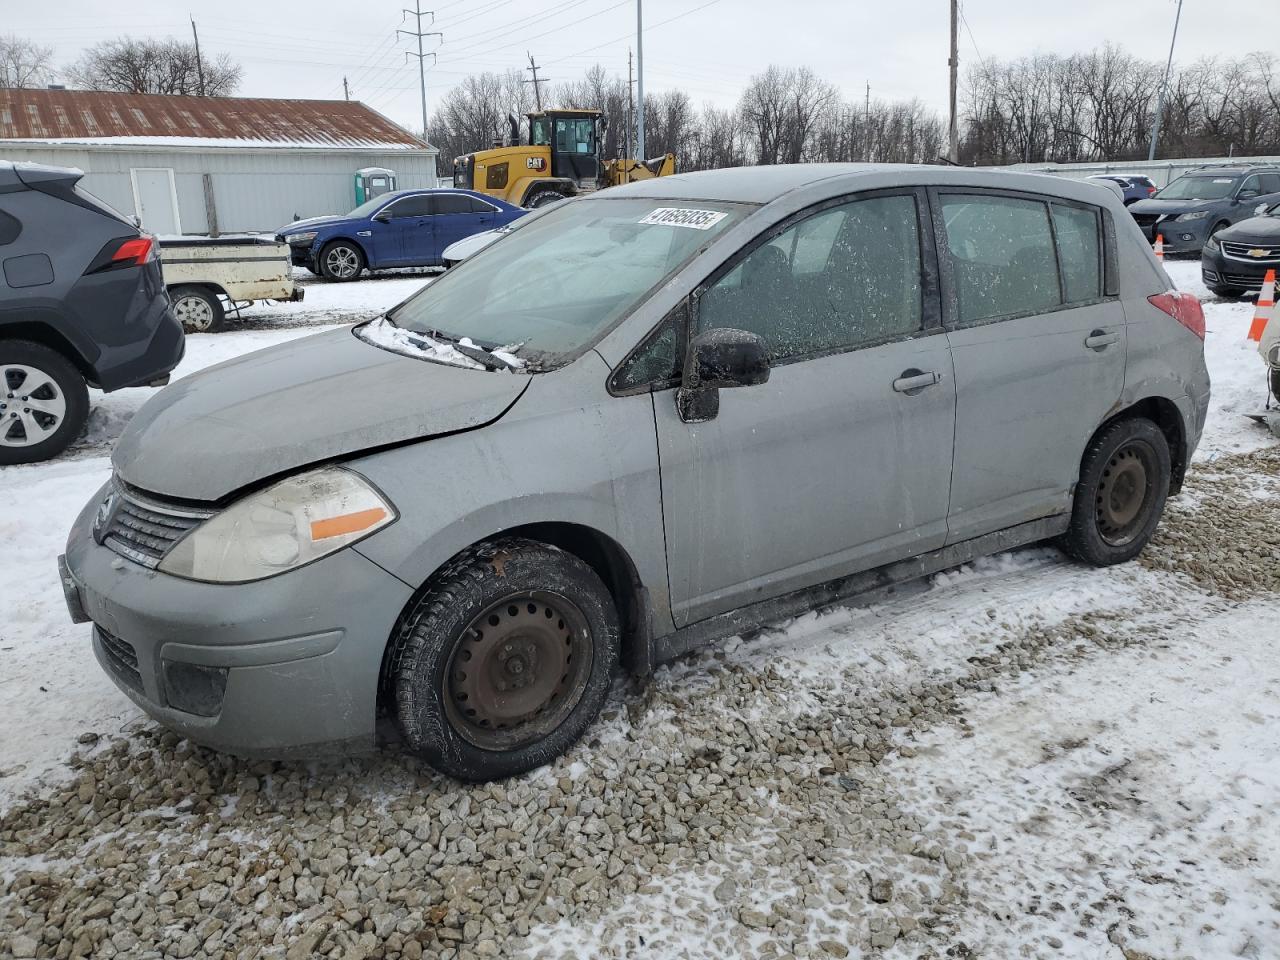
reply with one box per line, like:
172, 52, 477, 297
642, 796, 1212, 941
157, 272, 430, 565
1085, 329, 1120, 350
892, 369, 941, 394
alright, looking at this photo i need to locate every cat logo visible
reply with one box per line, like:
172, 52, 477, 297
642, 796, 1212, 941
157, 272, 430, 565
526, 156, 546, 171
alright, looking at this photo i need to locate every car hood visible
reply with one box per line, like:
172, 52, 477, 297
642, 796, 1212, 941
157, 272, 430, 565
277, 214, 348, 235
1128, 198, 1218, 215
1218, 216, 1280, 243
113, 327, 531, 502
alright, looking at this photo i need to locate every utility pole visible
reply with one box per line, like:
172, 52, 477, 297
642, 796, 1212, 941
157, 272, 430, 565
864, 81, 870, 161
1147, 0, 1184, 161
190, 17, 205, 96
947, 0, 959, 164
636, 0, 645, 158
523, 53, 550, 111
626, 48, 634, 163
398, 1, 442, 140
343, 76, 350, 101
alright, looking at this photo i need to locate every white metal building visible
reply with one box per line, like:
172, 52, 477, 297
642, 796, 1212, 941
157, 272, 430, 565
0, 88, 438, 234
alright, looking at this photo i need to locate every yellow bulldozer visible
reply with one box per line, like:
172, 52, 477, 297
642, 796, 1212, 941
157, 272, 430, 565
452, 108, 675, 209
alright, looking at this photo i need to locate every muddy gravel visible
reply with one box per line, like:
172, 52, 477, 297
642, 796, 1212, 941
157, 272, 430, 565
1, 447, 1276, 960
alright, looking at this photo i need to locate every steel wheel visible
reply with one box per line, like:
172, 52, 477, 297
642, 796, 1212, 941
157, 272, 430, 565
324, 244, 361, 280
173, 293, 215, 331
1095, 439, 1156, 546
443, 591, 594, 752
1, 363, 67, 448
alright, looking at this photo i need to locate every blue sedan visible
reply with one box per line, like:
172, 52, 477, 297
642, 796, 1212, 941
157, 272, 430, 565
277, 189, 526, 281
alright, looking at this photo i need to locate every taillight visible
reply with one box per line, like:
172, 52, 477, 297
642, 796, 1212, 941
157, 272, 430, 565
112, 236, 153, 266
1148, 290, 1205, 340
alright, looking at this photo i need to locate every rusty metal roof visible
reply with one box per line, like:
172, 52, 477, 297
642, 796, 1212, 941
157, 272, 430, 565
0, 88, 430, 150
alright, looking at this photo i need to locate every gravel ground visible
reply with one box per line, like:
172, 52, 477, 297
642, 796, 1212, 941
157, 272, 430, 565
1, 444, 1276, 960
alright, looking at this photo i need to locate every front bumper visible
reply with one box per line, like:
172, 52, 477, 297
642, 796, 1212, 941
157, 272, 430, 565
62, 489, 414, 757
1201, 246, 1276, 293
1132, 213, 1214, 253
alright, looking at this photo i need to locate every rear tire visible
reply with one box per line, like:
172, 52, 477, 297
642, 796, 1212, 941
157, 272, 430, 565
1270, 368, 1280, 404
525, 189, 566, 209
319, 240, 365, 281
1062, 418, 1171, 567
0, 340, 89, 465
389, 538, 619, 781
170, 285, 225, 333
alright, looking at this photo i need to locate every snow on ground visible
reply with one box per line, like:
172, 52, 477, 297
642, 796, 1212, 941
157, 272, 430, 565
2, 257, 1279, 959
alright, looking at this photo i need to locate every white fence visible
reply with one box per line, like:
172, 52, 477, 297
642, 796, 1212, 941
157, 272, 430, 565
1000, 155, 1280, 188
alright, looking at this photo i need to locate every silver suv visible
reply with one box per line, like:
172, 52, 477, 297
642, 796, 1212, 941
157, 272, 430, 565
60, 165, 1210, 781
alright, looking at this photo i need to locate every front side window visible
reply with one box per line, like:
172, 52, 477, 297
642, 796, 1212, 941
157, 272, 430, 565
1259, 174, 1280, 194
697, 194, 923, 361
1050, 203, 1102, 304
382, 195, 432, 219
386, 198, 747, 365
941, 194, 1060, 325
555, 118, 596, 155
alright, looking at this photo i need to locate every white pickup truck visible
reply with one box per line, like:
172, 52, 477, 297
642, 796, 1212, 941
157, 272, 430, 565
158, 236, 304, 333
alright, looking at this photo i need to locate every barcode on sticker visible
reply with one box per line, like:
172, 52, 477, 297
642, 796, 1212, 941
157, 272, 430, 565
638, 208, 727, 230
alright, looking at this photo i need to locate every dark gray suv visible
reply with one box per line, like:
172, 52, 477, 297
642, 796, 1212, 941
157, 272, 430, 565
1128, 165, 1280, 254
0, 162, 184, 463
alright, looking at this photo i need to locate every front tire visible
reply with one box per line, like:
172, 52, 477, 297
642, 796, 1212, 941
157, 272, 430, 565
170, 285, 225, 333
319, 241, 365, 281
390, 538, 620, 781
1062, 418, 1171, 566
0, 340, 89, 465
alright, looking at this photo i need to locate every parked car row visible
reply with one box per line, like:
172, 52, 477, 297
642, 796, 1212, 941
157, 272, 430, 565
1123, 163, 1280, 256
56, 164, 1210, 781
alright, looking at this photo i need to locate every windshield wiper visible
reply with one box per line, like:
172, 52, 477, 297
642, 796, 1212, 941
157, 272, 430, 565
421, 329, 518, 371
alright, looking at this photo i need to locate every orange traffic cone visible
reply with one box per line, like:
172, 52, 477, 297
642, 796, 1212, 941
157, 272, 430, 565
1153, 234, 1165, 261
1249, 269, 1276, 342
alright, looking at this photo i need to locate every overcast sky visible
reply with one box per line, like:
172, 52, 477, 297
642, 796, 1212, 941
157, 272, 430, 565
8, 0, 1251, 134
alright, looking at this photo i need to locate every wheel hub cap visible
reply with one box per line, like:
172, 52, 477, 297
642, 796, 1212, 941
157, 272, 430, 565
0, 364, 65, 447
445, 592, 592, 751
326, 247, 359, 278
174, 295, 214, 330
1096, 443, 1153, 545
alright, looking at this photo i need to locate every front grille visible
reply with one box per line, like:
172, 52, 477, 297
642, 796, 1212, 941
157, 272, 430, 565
1221, 241, 1280, 264
101, 480, 214, 569
1220, 271, 1269, 289
96, 627, 143, 695
1132, 214, 1161, 228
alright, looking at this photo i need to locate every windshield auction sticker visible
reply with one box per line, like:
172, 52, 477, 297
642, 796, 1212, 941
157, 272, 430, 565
639, 208, 728, 230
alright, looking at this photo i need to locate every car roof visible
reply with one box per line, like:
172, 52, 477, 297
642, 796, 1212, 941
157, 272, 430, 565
603, 163, 1125, 206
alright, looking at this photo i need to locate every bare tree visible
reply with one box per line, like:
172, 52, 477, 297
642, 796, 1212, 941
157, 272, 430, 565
0, 34, 54, 89
66, 37, 240, 96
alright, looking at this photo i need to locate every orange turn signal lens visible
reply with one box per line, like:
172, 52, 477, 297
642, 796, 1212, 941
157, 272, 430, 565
310, 507, 388, 541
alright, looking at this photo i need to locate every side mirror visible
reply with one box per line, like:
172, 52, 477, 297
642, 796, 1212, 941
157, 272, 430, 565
676, 328, 770, 423
372, 210, 392, 223
1237, 190, 1260, 202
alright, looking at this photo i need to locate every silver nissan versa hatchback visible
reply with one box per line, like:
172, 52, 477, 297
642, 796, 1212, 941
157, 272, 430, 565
61, 165, 1210, 781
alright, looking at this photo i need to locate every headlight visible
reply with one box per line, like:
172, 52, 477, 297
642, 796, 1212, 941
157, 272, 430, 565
285, 231, 318, 245
158, 467, 395, 583
1175, 211, 1209, 222
1204, 235, 1220, 253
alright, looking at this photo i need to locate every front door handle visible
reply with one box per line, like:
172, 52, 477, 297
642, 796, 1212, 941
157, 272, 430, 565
892, 369, 941, 395
1085, 329, 1120, 350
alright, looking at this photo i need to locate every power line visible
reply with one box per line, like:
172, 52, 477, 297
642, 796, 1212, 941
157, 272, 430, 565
523, 53, 551, 110
544, 0, 722, 67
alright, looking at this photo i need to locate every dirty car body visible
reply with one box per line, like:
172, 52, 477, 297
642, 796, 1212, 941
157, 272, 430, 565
63, 164, 1211, 778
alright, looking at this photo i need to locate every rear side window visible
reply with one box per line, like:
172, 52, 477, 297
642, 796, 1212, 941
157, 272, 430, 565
1050, 203, 1102, 304
941, 194, 1060, 324
433, 195, 474, 215
0, 209, 20, 246
698, 193, 923, 361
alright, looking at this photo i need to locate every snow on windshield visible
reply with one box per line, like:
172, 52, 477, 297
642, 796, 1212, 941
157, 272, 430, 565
355, 316, 525, 370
